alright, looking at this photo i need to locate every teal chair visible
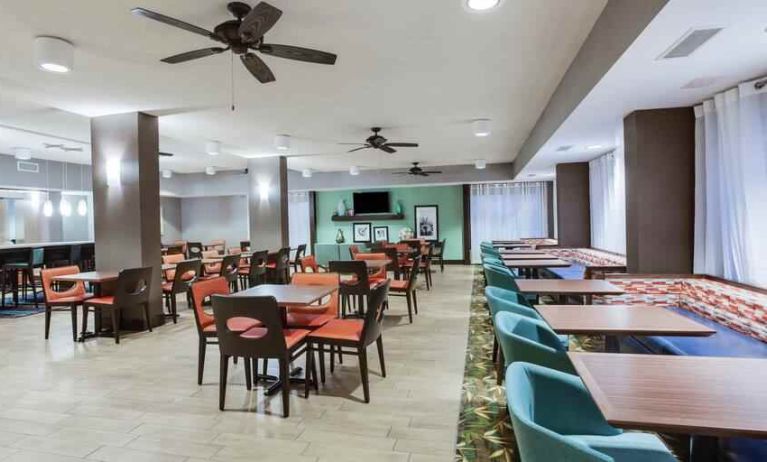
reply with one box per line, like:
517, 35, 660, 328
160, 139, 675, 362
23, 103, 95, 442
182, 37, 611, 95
506, 362, 677, 462
483, 264, 520, 292
494, 311, 574, 376
486, 286, 569, 348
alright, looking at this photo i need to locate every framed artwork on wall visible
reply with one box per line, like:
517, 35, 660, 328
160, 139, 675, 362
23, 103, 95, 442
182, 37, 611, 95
414, 205, 439, 241
353, 222, 372, 243
373, 226, 389, 242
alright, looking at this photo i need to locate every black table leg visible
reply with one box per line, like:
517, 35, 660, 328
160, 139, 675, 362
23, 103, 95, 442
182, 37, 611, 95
689, 435, 719, 462
605, 335, 620, 353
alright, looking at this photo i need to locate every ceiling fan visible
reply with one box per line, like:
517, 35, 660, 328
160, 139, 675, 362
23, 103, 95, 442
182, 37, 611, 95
131, 1, 337, 83
342, 127, 419, 154
392, 162, 442, 177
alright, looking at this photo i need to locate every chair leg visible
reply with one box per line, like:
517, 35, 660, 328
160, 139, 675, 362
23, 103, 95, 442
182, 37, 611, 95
44, 306, 52, 339
262, 358, 268, 377
376, 336, 386, 377
280, 358, 290, 418
496, 347, 505, 386
112, 308, 121, 344
405, 293, 413, 324
219, 354, 229, 410
70, 304, 78, 342
304, 343, 313, 398
358, 346, 370, 403
492, 335, 499, 362
30, 270, 39, 308
171, 296, 178, 324
413, 290, 419, 315
318, 345, 326, 384
81, 306, 89, 338
337, 345, 343, 364
144, 303, 152, 332
330, 344, 335, 374
244, 357, 252, 391
197, 338, 206, 385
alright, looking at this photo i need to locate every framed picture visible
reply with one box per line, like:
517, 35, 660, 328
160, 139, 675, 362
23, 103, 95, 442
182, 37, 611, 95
414, 205, 439, 241
373, 226, 389, 242
353, 222, 372, 243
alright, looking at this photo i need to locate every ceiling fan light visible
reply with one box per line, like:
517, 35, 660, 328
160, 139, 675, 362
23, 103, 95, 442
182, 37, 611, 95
35, 36, 73, 73
162, 169, 173, 179
302, 169, 313, 178
472, 119, 491, 137
475, 159, 487, 170
13, 147, 32, 161
206, 140, 221, 156
349, 166, 360, 176
467, 0, 500, 11
77, 198, 88, 216
274, 134, 291, 151
205, 166, 216, 176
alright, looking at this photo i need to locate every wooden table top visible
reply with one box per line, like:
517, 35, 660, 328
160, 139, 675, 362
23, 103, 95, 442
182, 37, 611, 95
361, 259, 391, 270
493, 243, 532, 249
201, 258, 223, 264
53, 271, 119, 283
569, 352, 767, 438
536, 305, 716, 336
501, 253, 557, 260
503, 259, 571, 268
516, 279, 624, 295
500, 248, 548, 254
232, 284, 336, 307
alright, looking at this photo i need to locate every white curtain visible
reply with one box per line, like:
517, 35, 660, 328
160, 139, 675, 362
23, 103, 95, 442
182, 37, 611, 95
288, 191, 312, 254
589, 149, 626, 255
694, 78, 767, 287
470, 182, 548, 263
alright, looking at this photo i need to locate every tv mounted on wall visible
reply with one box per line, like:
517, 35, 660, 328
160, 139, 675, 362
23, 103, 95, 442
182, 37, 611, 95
353, 191, 390, 214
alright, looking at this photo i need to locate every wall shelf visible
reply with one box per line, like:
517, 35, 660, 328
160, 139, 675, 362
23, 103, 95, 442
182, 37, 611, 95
331, 213, 404, 222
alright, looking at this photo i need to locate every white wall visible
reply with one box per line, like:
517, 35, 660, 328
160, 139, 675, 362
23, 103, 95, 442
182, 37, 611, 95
160, 196, 182, 243
180, 195, 248, 249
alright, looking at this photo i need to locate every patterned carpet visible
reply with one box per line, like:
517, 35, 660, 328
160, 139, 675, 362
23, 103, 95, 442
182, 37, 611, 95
0, 293, 45, 318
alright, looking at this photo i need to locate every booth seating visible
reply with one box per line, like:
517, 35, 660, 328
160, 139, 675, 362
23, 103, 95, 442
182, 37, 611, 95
595, 274, 767, 461
542, 248, 627, 280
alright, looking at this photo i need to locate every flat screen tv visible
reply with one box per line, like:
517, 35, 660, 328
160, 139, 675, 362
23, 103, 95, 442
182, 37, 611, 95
353, 191, 390, 214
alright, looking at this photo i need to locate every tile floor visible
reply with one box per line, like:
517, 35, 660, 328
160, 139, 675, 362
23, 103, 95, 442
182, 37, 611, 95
0, 266, 474, 462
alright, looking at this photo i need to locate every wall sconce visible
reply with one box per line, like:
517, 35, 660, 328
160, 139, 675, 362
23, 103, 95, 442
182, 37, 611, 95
106, 158, 121, 187
258, 181, 270, 200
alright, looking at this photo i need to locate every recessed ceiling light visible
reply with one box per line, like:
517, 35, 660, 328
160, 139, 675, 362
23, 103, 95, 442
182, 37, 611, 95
274, 134, 291, 151
467, 0, 500, 11
349, 166, 360, 176
302, 169, 313, 178
34, 36, 73, 73
205, 166, 216, 176
586, 145, 604, 150
472, 119, 491, 137
12, 147, 32, 161
206, 140, 221, 156
161, 169, 173, 179
475, 159, 487, 170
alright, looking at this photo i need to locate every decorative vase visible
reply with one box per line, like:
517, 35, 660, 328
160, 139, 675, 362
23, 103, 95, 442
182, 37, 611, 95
335, 229, 345, 244
395, 201, 403, 215
336, 199, 346, 217
399, 226, 413, 241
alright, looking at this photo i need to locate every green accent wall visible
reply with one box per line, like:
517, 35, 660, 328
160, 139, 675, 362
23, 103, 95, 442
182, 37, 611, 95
315, 185, 464, 261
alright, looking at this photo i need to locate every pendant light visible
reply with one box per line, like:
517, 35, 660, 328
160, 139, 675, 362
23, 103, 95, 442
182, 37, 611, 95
59, 164, 72, 217
34, 36, 74, 73
43, 160, 53, 217
77, 164, 87, 216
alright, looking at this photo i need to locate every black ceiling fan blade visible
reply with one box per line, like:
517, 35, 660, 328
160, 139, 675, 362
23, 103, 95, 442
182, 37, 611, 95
347, 145, 371, 153
385, 142, 419, 148
241, 53, 276, 83
131, 8, 223, 43
259, 44, 337, 65
421, 171, 443, 174
161, 47, 227, 64
379, 145, 397, 154
392, 172, 410, 175
159, 152, 174, 157
239, 2, 283, 42
338, 142, 365, 145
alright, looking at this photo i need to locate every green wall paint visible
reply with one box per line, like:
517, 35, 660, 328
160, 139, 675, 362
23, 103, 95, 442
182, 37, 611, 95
315, 185, 464, 260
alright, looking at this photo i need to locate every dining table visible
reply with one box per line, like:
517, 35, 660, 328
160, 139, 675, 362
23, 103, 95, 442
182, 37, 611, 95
53, 271, 120, 341
515, 279, 624, 304
569, 352, 767, 462
502, 259, 571, 279
536, 304, 716, 351
500, 253, 558, 260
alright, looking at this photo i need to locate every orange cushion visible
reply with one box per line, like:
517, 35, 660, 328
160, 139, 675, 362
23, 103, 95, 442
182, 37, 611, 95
286, 313, 334, 329
88, 296, 115, 306
240, 327, 310, 349
308, 319, 363, 342
162, 282, 173, 292
47, 294, 93, 305
389, 280, 408, 290
203, 317, 261, 333
265, 263, 277, 269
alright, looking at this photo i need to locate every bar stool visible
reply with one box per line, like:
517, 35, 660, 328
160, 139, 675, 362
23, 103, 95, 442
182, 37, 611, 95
1, 247, 44, 308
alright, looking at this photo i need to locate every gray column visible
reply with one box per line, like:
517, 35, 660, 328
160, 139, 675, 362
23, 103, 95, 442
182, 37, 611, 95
46, 191, 64, 242
624, 107, 695, 273
555, 163, 591, 247
247, 157, 288, 250
91, 112, 163, 327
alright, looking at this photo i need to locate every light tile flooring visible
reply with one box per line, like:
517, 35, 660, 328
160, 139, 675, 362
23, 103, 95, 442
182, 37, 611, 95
0, 266, 474, 462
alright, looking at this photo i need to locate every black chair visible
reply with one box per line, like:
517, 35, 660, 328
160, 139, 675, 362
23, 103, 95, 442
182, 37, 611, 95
240, 241, 251, 252
432, 239, 446, 272
239, 250, 268, 289
85, 267, 153, 344
329, 260, 378, 318
218, 254, 241, 292
389, 251, 421, 323
1, 247, 44, 308
80, 244, 95, 271
268, 248, 291, 284
69, 245, 83, 270
187, 242, 204, 260
166, 245, 184, 256
212, 294, 313, 417
382, 247, 403, 280
162, 259, 201, 323
290, 244, 307, 274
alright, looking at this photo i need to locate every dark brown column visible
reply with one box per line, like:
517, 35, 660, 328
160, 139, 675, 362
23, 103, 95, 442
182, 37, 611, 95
624, 107, 695, 273
545, 181, 555, 239
248, 157, 289, 250
462, 184, 471, 264
309, 191, 317, 254
555, 163, 590, 247
91, 112, 163, 327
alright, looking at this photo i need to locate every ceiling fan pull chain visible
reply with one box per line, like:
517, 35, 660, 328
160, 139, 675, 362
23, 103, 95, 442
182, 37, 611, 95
230, 52, 236, 111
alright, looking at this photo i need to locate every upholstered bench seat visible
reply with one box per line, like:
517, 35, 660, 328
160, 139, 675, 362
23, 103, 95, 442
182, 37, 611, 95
546, 263, 586, 280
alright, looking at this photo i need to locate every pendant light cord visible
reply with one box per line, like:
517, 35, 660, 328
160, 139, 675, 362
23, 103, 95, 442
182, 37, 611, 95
230, 52, 236, 111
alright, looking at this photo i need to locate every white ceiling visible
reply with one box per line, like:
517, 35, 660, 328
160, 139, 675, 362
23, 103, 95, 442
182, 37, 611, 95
521, 0, 767, 177
0, 0, 606, 173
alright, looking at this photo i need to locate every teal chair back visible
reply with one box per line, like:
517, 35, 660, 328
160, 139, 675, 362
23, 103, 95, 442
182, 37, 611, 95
494, 311, 573, 374
483, 264, 520, 292
485, 287, 539, 319
506, 362, 619, 462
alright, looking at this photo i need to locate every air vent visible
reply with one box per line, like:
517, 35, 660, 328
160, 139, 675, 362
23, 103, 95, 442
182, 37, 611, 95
17, 161, 40, 173
659, 28, 722, 59
682, 76, 720, 89
556, 145, 573, 152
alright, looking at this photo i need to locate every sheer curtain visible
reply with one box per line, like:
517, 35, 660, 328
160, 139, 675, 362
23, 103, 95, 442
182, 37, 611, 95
288, 191, 312, 254
589, 149, 626, 254
470, 182, 548, 263
694, 78, 767, 287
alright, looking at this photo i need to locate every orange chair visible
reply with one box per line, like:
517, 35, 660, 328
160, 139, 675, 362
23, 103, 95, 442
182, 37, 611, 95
353, 252, 388, 282
162, 254, 186, 282
286, 272, 339, 329
349, 245, 361, 260
190, 277, 260, 385
202, 250, 221, 275
299, 255, 325, 273
207, 240, 226, 254
40, 266, 92, 341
